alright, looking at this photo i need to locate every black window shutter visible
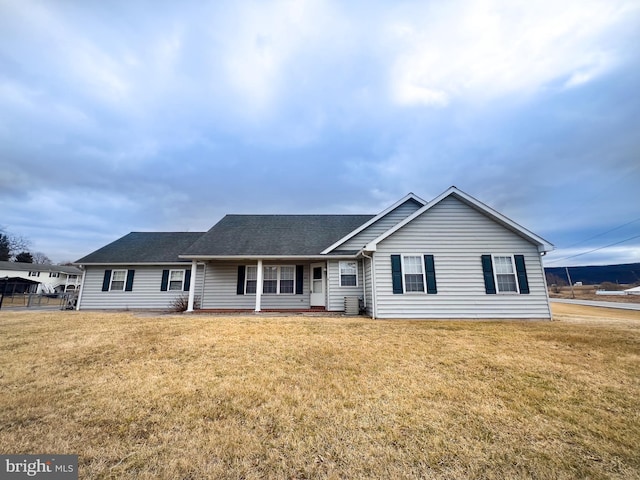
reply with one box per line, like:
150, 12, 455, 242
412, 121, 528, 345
160, 269, 169, 291
514, 255, 529, 294
125, 270, 135, 291
102, 270, 112, 292
424, 255, 437, 294
391, 255, 403, 294
295, 265, 304, 294
184, 269, 191, 292
236, 265, 246, 295
481, 255, 496, 294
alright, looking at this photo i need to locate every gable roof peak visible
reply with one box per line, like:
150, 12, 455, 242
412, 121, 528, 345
363, 186, 554, 253
320, 192, 428, 254
402, 192, 428, 204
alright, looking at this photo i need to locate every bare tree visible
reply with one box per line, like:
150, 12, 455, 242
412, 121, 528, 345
7, 234, 30, 255
545, 273, 566, 294
32, 252, 53, 264
0, 227, 31, 261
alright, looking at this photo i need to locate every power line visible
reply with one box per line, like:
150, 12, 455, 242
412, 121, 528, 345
545, 233, 640, 265
559, 216, 640, 250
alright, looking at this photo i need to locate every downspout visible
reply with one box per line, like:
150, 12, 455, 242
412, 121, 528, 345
361, 251, 376, 319
360, 258, 366, 309
540, 251, 552, 320
200, 262, 207, 308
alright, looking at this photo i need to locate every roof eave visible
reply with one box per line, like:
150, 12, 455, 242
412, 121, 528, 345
74, 261, 194, 266
179, 254, 360, 260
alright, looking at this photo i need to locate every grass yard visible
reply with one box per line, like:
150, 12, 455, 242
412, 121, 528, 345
1, 305, 639, 479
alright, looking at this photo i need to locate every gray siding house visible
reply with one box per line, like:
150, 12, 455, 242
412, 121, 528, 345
75, 187, 554, 319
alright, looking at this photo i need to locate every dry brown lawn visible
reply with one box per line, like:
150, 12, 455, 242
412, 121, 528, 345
1, 305, 639, 479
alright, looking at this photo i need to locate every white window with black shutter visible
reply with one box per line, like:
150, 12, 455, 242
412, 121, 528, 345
160, 268, 191, 292
390, 254, 437, 294
102, 269, 135, 292
110, 270, 127, 291
481, 254, 529, 294
169, 270, 185, 290
494, 256, 517, 293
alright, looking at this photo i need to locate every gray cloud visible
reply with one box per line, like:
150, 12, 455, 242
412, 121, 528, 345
1, 0, 639, 266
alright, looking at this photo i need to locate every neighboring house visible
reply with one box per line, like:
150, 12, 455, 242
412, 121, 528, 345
75, 187, 554, 319
0, 261, 83, 294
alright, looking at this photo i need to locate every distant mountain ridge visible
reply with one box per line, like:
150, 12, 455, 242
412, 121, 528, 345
544, 262, 640, 285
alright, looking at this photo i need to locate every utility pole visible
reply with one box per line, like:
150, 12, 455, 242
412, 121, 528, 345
565, 267, 575, 299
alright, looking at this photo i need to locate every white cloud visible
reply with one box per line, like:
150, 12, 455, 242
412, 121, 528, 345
1, 0, 639, 266
386, 0, 638, 107
392, 57, 450, 107
0, 80, 41, 111
3, 0, 636, 121
563, 56, 611, 88
217, 0, 342, 116
0, 1, 133, 105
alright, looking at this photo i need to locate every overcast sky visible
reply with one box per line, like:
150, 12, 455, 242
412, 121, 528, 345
1, 0, 639, 267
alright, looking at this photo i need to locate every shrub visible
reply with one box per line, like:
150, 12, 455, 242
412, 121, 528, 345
168, 295, 201, 312
546, 273, 566, 293
599, 282, 624, 291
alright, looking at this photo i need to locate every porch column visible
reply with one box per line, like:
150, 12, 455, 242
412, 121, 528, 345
75, 268, 85, 311
186, 260, 197, 312
255, 259, 263, 312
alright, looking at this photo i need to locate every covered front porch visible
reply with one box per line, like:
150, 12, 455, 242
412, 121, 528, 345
183, 259, 330, 313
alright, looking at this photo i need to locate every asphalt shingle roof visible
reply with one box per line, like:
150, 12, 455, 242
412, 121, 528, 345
0, 261, 82, 275
75, 232, 206, 264
183, 215, 374, 256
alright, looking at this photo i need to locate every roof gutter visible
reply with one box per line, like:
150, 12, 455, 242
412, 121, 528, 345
178, 254, 360, 261
73, 262, 196, 266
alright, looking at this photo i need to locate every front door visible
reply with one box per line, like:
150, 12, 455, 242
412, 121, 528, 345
310, 263, 326, 307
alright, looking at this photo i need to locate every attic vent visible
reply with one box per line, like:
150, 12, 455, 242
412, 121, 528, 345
344, 296, 360, 316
